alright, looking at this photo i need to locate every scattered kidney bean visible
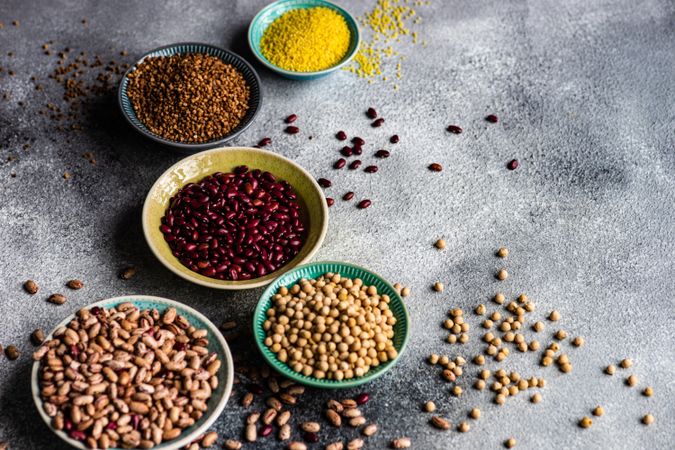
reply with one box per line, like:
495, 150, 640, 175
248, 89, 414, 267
390, 134, 399, 143
334, 158, 347, 169
366, 107, 377, 119
352, 145, 363, 155
341, 146, 353, 157
160, 167, 306, 280
343, 192, 354, 201
352, 136, 365, 146
285, 126, 300, 134
318, 178, 332, 187
304, 432, 319, 443
349, 160, 362, 170
507, 159, 519, 170
429, 163, 443, 172
358, 199, 372, 209
371, 118, 385, 127
326, 197, 335, 207
375, 150, 390, 158
258, 137, 272, 146
447, 125, 463, 134
364, 165, 378, 173
355, 393, 370, 405
260, 424, 273, 437
285, 114, 298, 124
336, 131, 347, 141
485, 114, 499, 123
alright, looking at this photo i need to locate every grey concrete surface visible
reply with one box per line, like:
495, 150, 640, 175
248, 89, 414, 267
0, 0, 673, 448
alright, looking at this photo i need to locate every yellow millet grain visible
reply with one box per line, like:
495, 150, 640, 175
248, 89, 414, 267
261, 7, 351, 72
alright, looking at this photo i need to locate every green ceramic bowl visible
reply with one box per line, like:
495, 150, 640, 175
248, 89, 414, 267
253, 261, 410, 388
142, 147, 329, 290
31, 295, 234, 450
248, 0, 361, 80
118, 42, 262, 153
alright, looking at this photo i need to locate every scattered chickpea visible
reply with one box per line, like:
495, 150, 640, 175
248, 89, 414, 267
496, 269, 508, 281
447, 334, 457, 344
473, 355, 485, 365
451, 386, 463, 397
474, 379, 486, 390
401, 287, 411, 297
560, 363, 573, 373
393, 283, 402, 294
491, 311, 502, 321
495, 394, 506, 405
428, 354, 439, 365
424, 401, 436, 412
469, 408, 481, 420
532, 321, 544, 332
620, 358, 633, 369
517, 294, 527, 303
593, 406, 604, 417
459, 333, 469, 344
605, 365, 616, 375
572, 336, 584, 347
529, 340, 540, 351
626, 375, 638, 387
457, 422, 470, 433
530, 393, 542, 404
439, 355, 450, 366
541, 356, 553, 367
548, 311, 560, 321
505, 438, 517, 448
642, 414, 654, 426
643, 386, 653, 397
497, 247, 509, 258
479, 369, 491, 380
433, 281, 444, 292
475, 304, 486, 315
554, 329, 567, 340
494, 293, 505, 305
482, 319, 494, 329
579, 416, 593, 428
435, 239, 446, 250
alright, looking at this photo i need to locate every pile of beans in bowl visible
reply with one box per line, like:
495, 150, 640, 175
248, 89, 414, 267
160, 166, 307, 280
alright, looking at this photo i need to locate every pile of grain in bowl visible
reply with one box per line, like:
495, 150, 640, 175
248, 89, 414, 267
126, 53, 249, 143
260, 7, 351, 72
32, 303, 222, 449
262, 272, 398, 380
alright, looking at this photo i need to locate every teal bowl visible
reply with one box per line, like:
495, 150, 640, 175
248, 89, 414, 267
253, 261, 410, 388
248, 0, 361, 80
118, 43, 262, 153
31, 295, 234, 450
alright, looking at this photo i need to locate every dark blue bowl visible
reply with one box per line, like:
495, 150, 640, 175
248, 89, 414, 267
118, 42, 262, 153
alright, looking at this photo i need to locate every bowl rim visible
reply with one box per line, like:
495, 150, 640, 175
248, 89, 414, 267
142, 146, 329, 290
30, 294, 234, 450
247, 0, 361, 78
252, 260, 410, 388
117, 42, 263, 150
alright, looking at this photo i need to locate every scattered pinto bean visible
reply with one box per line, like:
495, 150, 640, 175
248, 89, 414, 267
119, 266, 136, 280
285, 126, 299, 134
201, 431, 218, 447
66, 279, 84, 290
285, 114, 298, 124
375, 149, 390, 158
428, 163, 443, 172
372, 118, 385, 127
357, 199, 372, 209
224, 440, 243, 450
349, 160, 362, 170
318, 178, 332, 188
31, 329, 45, 345
24, 279, 38, 294
336, 131, 347, 141
364, 165, 378, 173
47, 293, 66, 305
5, 345, 20, 360
447, 125, 463, 134
391, 437, 411, 448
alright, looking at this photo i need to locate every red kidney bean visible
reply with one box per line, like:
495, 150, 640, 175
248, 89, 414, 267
285, 114, 298, 123
334, 158, 346, 169
355, 392, 370, 405
485, 114, 499, 123
304, 432, 319, 443
161, 167, 306, 281
364, 165, 378, 173
447, 125, 463, 134
260, 424, 273, 437
336, 130, 347, 141
352, 136, 365, 146
358, 199, 372, 209
285, 126, 300, 134
258, 137, 272, 146
343, 191, 354, 201
326, 197, 334, 207
507, 159, 519, 170
318, 178, 332, 188
429, 163, 443, 172
349, 160, 361, 170
390, 134, 399, 143
375, 149, 390, 158
69, 430, 86, 441
366, 107, 378, 119
352, 145, 363, 155
341, 146, 353, 157
372, 118, 385, 127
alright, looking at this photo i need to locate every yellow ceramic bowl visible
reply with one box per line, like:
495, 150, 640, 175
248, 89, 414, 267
142, 147, 329, 290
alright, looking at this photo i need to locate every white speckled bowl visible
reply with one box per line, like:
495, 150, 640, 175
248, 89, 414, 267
31, 295, 234, 450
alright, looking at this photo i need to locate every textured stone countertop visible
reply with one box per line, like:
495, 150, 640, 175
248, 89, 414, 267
0, 0, 673, 449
